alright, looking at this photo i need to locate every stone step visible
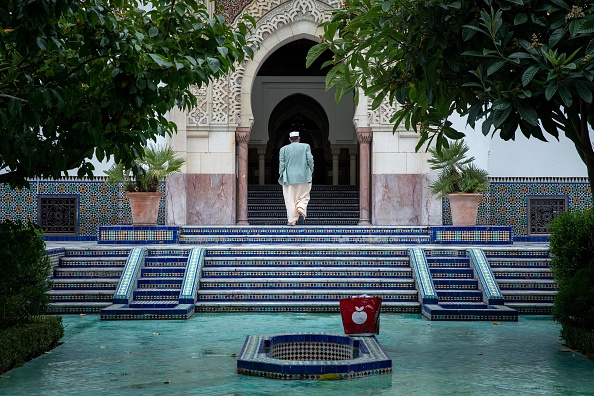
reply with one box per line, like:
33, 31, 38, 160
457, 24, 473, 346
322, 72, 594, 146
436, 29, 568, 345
194, 300, 420, 313
504, 302, 553, 314
180, 234, 430, 244
51, 278, 119, 290
58, 257, 127, 267
47, 302, 112, 314
133, 288, 180, 299
501, 290, 556, 303
141, 267, 186, 277
497, 280, 557, 290
430, 268, 474, 278
491, 268, 554, 279
203, 258, 410, 267
100, 303, 195, 320
54, 267, 122, 278
201, 266, 412, 278
199, 277, 416, 290
422, 304, 518, 321
487, 258, 552, 268
47, 290, 114, 302
128, 300, 180, 309
197, 289, 418, 302
436, 290, 484, 302
204, 248, 410, 258
433, 279, 479, 289
137, 277, 183, 288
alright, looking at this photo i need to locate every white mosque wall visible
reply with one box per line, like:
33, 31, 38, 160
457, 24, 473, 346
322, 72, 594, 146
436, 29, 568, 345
450, 113, 589, 177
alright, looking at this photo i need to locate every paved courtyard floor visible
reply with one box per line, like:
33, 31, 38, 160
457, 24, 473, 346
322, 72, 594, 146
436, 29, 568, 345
1, 314, 593, 395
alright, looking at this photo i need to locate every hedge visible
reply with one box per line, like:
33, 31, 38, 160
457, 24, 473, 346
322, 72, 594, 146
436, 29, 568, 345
0, 316, 64, 374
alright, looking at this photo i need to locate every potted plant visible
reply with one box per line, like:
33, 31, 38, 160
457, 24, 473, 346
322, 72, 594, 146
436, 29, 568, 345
428, 140, 489, 226
105, 143, 185, 225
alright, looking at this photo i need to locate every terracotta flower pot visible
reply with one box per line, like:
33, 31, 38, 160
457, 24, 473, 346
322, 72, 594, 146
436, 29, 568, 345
127, 192, 164, 225
446, 193, 483, 226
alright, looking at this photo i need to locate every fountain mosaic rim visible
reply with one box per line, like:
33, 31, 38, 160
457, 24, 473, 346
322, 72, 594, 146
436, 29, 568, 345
237, 332, 392, 380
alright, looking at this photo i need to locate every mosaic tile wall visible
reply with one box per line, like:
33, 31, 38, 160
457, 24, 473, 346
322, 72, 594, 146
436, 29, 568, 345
0, 178, 165, 237
0, 177, 590, 237
442, 177, 592, 236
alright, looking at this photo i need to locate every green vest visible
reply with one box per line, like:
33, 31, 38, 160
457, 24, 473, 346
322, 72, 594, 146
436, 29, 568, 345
278, 142, 314, 185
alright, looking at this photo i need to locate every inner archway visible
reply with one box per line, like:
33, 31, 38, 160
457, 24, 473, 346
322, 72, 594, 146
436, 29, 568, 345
267, 93, 329, 184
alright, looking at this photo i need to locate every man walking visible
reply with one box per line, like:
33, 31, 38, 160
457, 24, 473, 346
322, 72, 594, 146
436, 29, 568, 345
278, 131, 314, 226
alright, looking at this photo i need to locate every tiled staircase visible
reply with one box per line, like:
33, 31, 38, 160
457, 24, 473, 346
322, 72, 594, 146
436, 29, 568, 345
414, 248, 518, 321
248, 185, 359, 225
485, 248, 555, 314
195, 246, 420, 313
100, 249, 197, 319
45, 228, 555, 321
47, 249, 128, 314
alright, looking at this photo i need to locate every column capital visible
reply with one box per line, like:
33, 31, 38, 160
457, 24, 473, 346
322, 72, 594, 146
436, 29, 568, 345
235, 126, 251, 143
356, 127, 373, 144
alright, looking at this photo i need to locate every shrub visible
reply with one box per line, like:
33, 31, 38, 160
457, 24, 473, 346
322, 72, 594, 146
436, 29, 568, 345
548, 209, 594, 285
0, 221, 52, 328
553, 264, 594, 331
0, 316, 64, 374
549, 209, 594, 356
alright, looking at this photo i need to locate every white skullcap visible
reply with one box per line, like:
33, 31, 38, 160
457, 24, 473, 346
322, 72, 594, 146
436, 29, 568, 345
289, 131, 300, 138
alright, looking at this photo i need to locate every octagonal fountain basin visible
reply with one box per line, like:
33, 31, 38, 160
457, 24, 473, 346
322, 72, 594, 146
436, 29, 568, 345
237, 332, 392, 380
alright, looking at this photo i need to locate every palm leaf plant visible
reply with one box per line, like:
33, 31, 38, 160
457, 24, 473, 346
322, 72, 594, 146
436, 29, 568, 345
105, 144, 185, 192
428, 140, 489, 197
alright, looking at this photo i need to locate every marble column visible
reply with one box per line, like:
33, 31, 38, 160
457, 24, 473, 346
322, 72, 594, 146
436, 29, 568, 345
332, 148, 340, 185
357, 127, 372, 225
349, 147, 357, 186
236, 127, 251, 225
256, 145, 267, 186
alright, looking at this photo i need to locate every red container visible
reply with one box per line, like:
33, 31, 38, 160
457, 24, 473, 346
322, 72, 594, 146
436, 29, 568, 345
339, 296, 382, 336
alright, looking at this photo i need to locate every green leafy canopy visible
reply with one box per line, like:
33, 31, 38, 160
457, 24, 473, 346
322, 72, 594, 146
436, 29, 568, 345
0, 0, 256, 188
308, 0, 594, 198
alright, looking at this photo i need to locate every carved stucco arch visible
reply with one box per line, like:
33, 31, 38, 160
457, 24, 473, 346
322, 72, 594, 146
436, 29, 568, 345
229, 0, 342, 128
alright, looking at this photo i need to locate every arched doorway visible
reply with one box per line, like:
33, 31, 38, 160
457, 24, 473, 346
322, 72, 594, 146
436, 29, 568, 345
247, 39, 353, 185
267, 93, 329, 184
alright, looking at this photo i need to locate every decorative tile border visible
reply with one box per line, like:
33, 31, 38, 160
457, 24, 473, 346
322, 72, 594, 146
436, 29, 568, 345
112, 248, 146, 304
237, 333, 392, 380
407, 248, 438, 304
179, 248, 206, 304
98, 225, 180, 244
431, 226, 513, 245
466, 248, 504, 305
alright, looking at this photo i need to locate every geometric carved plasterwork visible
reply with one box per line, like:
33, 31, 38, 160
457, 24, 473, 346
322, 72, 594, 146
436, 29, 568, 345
188, 0, 342, 127
188, 85, 208, 126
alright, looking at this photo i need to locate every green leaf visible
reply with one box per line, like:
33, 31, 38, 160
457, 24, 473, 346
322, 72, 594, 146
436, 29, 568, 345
575, 81, 593, 103
462, 27, 477, 41
514, 13, 528, 25
217, 46, 229, 58
545, 83, 558, 101
148, 26, 159, 37
557, 84, 573, 107
586, 38, 594, 55
549, 28, 565, 48
36, 37, 46, 51
487, 61, 506, 76
148, 53, 172, 68
516, 101, 538, 125
207, 57, 220, 73
578, 15, 594, 34
522, 66, 540, 86
306, 44, 329, 68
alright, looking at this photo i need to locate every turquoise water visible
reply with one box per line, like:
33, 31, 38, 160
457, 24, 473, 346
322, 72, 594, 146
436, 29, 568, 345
1, 314, 593, 395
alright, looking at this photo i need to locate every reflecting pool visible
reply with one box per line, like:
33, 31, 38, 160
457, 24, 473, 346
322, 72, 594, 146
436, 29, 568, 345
1, 314, 593, 395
